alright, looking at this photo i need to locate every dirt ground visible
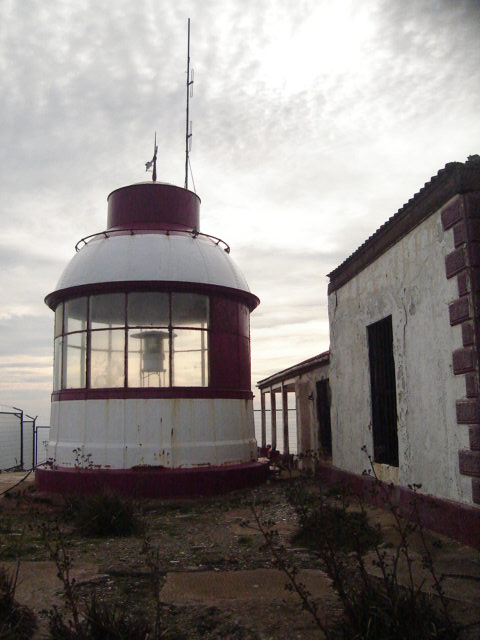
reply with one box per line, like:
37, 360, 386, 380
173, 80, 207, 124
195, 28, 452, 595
0, 470, 479, 639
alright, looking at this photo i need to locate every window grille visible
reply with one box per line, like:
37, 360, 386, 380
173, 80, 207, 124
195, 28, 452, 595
367, 315, 399, 466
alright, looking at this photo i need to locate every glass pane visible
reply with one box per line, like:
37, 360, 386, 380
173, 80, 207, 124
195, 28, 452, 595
63, 333, 86, 389
90, 293, 125, 329
128, 329, 169, 387
90, 329, 125, 388
54, 303, 63, 338
53, 336, 62, 390
64, 298, 87, 334
172, 294, 208, 328
172, 329, 208, 387
128, 292, 169, 327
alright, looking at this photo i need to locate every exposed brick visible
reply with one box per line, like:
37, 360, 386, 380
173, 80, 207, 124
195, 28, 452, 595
445, 248, 467, 279
452, 347, 475, 374
449, 297, 470, 325
441, 199, 463, 230
469, 425, 480, 450
457, 272, 469, 296
465, 373, 478, 397
469, 242, 480, 267
469, 267, 480, 294
453, 222, 466, 247
459, 449, 480, 477
472, 479, 480, 504
462, 322, 475, 346
465, 218, 480, 241
464, 192, 480, 219
456, 398, 479, 424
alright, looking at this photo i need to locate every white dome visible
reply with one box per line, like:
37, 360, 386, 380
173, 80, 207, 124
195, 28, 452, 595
54, 233, 251, 293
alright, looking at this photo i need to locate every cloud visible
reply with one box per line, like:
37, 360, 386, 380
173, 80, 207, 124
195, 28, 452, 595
0, 0, 479, 420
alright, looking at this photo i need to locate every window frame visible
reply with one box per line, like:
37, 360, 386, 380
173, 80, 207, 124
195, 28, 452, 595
54, 292, 210, 391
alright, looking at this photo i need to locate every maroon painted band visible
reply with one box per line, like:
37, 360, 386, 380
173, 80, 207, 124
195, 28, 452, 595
52, 388, 254, 402
45, 281, 260, 312
35, 461, 269, 499
107, 182, 201, 231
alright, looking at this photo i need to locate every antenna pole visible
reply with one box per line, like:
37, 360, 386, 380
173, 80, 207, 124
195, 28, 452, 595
152, 131, 157, 182
185, 18, 193, 190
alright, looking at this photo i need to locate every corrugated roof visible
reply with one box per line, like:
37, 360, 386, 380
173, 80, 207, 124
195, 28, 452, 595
257, 350, 330, 388
328, 156, 480, 293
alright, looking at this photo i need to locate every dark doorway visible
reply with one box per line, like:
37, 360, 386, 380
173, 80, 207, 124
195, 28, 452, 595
316, 379, 332, 456
367, 315, 399, 466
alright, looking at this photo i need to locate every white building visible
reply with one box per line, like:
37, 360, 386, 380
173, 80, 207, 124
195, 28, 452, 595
259, 157, 480, 547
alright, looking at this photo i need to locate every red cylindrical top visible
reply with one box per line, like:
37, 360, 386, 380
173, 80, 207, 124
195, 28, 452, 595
107, 182, 201, 231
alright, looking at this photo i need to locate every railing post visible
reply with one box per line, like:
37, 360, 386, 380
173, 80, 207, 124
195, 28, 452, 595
270, 389, 277, 452
260, 391, 266, 449
282, 384, 289, 455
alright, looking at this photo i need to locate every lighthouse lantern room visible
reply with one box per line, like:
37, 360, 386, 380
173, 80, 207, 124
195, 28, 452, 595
36, 181, 267, 497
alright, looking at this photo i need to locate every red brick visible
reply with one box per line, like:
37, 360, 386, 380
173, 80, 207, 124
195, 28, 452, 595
472, 479, 480, 504
464, 192, 480, 219
441, 200, 463, 230
462, 322, 474, 346
457, 272, 469, 296
456, 399, 479, 424
469, 267, 480, 294
449, 297, 470, 325
469, 425, 480, 450
459, 449, 480, 477
466, 218, 480, 241
465, 373, 478, 397
468, 242, 480, 267
453, 222, 466, 247
445, 248, 467, 278
452, 347, 475, 374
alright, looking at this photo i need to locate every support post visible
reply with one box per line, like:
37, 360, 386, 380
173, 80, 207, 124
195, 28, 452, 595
270, 389, 277, 452
260, 391, 267, 449
282, 384, 289, 455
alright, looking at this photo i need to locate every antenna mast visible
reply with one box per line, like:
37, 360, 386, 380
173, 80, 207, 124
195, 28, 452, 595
185, 18, 194, 190
145, 132, 158, 182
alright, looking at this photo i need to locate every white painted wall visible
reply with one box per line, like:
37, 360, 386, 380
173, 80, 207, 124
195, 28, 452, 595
294, 366, 330, 456
48, 398, 257, 469
328, 196, 472, 504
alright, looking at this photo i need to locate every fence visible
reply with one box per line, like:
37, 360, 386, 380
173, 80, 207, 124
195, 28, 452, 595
254, 407, 298, 454
0, 405, 49, 471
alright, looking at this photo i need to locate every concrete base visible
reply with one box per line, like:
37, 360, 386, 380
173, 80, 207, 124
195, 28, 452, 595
35, 461, 269, 498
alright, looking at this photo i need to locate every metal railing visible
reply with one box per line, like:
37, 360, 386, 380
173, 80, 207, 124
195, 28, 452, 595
75, 226, 231, 253
0, 405, 49, 471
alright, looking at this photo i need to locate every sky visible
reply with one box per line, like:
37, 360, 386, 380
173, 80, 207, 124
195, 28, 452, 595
1, 0, 479, 424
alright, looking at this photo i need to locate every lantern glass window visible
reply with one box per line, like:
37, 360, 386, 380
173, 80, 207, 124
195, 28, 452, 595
54, 303, 63, 338
64, 297, 87, 334
172, 329, 208, 387
128, 329, 170, 388
53, 336, 62, 390
128, 292, 169, 327
172, 293, 209, 328
90, 329, 125, 388
63, 333, 87, 389
90, 294, 125, 329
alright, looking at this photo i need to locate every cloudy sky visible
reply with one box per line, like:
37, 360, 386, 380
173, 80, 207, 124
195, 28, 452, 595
1, 0, 479, 423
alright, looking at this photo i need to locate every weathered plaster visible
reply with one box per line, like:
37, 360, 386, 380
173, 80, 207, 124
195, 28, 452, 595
329, 199, 472, 504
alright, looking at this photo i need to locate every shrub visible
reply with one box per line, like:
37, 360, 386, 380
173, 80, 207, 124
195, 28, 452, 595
0, 564, 37, 639
64, 492, 142, 537
252, 465, 462, 640
46, 595, 151, 640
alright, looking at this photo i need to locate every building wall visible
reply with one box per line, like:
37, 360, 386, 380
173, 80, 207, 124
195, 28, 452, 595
328, 195, 472, 504
295, 366, 330, 457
